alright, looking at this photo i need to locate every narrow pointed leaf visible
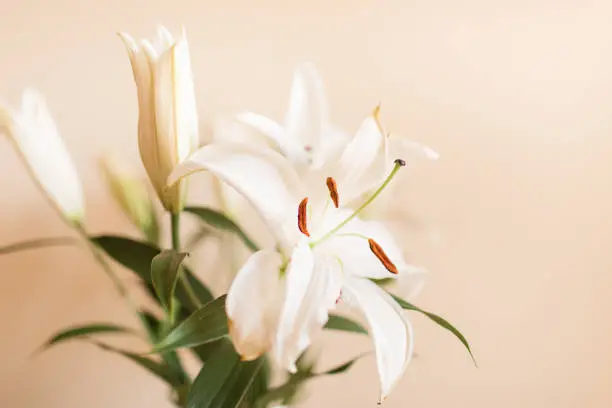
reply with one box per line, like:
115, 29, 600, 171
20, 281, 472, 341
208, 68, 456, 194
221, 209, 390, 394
324, 314, 368, 335
92, 341, 182, 385
187, 340, 264, 408
154, 296, 228, 353
0, 237, 78, 255
391, 293, 476, 365
39, 323, 134, 351
317, 353, 370, 376
185, 206, 259, 252
137, 311, 190, 385
139, 311, 161, 342
91, 235, 213, 311
151, 250, 188, 311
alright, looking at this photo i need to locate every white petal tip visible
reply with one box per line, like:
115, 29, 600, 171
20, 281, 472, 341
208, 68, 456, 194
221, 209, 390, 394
423, 147, 440, 160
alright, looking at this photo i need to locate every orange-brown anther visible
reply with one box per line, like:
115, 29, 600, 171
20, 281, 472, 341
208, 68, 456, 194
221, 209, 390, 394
326, 177, 340, 208
298, 197, 310, 237
368, 238, 398, 274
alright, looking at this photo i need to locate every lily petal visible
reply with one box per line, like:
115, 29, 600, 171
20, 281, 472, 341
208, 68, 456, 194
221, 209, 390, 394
236, 112, 287, 150
343, 278, 413, 402
0, 89, 84, 223
153, 30, 199, 163
274, 244, 342, 372
226, 250, 285, 360
334, 109, 388, 203
326, 216, 409, 279
168, 143, 304, 247
284, 62, 328, 163
388, 134, 439, 161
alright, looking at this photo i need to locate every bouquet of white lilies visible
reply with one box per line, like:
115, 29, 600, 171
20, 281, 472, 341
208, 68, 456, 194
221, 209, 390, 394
0, 26, 473, 407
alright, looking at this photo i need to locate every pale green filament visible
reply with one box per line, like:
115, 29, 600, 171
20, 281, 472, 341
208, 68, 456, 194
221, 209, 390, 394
310, 160, 404, 248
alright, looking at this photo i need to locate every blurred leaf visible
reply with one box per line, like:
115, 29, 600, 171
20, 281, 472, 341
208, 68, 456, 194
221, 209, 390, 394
38, 323, 134, 351
151, 250, 188, 312
317, 353, 369, 376
187, 340, 264, 408
391, 294, 476, 366
92, 235, 213, 312
370, 277, 395, 287
244, 356, 271, 407
324, 314, 368, 335
0, 237, 78, 256
139, 311, 161, 343
92, 341, 182, 385
154, 296, 228, 353
184, 222, 216, 252
137, 311, 190, 386
254, 352, 367, 408
185, 206, 259, 252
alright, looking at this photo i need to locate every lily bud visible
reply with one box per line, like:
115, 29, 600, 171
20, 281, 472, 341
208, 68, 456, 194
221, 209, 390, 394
0, 89, 84, 224
119, 26, 199, 213
100, 155, 159, 244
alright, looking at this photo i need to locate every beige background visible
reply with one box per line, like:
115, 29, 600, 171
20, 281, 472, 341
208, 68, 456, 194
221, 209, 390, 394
1, 0, 612, 407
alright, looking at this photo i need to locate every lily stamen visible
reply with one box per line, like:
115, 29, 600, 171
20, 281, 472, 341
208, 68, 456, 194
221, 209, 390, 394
298, 197, 310, 237
310, 159, 406, 247
326, 176, 340, 208
368, 238, 398, 274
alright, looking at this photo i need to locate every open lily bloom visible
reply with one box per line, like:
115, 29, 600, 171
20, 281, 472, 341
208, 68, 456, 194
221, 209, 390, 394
168, 115, 423, 401
0, 89, 84, 224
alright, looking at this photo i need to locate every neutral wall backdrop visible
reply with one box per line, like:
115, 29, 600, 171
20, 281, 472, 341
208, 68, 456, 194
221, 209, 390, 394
1, 0, 612, 407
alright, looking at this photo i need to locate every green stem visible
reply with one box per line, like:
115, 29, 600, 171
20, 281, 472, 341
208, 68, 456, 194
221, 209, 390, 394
0, 236, 78, 255
310, 161, 404, 247
170, 212, 202, 310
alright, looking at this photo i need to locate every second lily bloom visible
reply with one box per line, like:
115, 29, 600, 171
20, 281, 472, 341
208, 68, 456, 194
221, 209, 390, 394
119, 26, 199, 213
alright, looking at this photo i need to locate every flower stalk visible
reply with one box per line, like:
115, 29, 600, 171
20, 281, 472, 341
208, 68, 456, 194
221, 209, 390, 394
170, 212, 202, 311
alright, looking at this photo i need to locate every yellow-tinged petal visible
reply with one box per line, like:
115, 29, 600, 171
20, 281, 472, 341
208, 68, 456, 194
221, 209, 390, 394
226, 250, 285, 360
119, 26, 198, 213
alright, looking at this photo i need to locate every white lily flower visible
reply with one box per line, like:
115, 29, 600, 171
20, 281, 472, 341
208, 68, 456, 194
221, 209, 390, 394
0, 89, 84, 224
119, 26, 198, 213
169, 112, 421, 401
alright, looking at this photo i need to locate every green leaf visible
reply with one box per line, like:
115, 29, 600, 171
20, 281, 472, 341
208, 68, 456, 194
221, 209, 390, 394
137, 311, 190, 386
317, 353, 369, 376
154, 296, 228, 353
0, 237, 78, 255
391, 294, 477, 366
92, 235, 213, 311
187, 340, 264, 408
245, 356, 271, 407
138, 311, 161, 343
38, 323, 134, 351
185, 206, 259, 252
151, 250, 188, 312
254, 379, 301, 408
324, 314, 368, 335
92, 341, 182, 385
